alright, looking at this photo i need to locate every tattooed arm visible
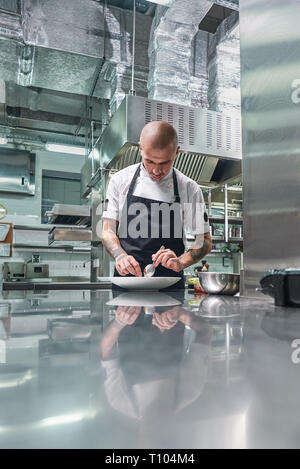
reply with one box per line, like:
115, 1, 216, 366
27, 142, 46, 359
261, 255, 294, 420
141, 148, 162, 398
101, 218, 142, 277
152, 232, 212, 272
179, 232, 212, 269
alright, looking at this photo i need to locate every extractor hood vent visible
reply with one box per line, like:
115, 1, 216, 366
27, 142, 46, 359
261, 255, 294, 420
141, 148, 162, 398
99, 95, 242, 185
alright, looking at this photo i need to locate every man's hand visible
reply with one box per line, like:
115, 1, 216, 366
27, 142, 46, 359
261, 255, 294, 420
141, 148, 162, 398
152, 248, 183, 273
115, 253, 143, 277
152, 308, 181, 330
115, 306, 141, 326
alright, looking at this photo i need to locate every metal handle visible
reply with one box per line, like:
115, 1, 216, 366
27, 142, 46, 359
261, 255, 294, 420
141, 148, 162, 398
256, 286, 273, 293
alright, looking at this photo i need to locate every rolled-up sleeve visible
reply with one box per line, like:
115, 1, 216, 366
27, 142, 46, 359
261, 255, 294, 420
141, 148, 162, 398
102, 177, 119, 221
184, 184, 210, 236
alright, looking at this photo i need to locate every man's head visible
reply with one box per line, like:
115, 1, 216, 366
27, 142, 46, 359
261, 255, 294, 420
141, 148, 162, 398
139, 121, 180, 181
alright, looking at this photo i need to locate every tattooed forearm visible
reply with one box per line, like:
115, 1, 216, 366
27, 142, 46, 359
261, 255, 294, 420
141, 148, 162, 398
188, 240, 211, 262
177, 235, 212, 270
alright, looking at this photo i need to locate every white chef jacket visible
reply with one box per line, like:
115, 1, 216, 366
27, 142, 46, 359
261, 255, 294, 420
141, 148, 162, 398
102, 163, 210, 243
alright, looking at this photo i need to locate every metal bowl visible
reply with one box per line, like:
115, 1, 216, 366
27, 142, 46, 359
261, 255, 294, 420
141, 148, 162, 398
197, 272, 240, 296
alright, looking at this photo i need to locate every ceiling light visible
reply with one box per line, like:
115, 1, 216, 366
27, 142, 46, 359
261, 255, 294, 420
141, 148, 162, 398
45, 143, 86, 156
0, 137, 7, 145
145, 0, 173, 5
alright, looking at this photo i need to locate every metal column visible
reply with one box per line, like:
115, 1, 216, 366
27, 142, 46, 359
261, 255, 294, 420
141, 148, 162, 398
240, 0, 300, 296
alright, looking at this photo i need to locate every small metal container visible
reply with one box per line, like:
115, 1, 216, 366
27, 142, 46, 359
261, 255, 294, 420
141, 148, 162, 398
197, 272, 240, 296
229, 226, 236, 238
235, 227, 243, 238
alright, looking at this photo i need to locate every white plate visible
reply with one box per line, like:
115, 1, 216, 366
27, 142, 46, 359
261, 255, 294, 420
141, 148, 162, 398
108, 276, 181, 291
107, 292, 181, 307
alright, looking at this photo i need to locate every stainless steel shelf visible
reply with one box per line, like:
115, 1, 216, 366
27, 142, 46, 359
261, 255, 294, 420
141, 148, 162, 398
211, 236, 243, 244
229, 237, 243, 243
14, 244, 91, 252
46, 204, 91, 226
14, 224, 86, 231
209, 216, 243, 225
211, 236, 225, 242
48, 227, 92, 245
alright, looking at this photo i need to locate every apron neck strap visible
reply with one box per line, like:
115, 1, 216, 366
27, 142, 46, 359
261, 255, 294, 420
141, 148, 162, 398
127, 164, 142, 197
172, 168, 181, 203
127, 163, 181, 202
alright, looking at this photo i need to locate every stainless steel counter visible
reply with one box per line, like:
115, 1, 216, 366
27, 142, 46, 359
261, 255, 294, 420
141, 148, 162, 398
2, 280, 111, 291
0, 288, 300, 449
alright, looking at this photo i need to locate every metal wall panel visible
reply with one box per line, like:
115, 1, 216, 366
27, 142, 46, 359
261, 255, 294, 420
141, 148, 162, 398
240, 0, 300, 296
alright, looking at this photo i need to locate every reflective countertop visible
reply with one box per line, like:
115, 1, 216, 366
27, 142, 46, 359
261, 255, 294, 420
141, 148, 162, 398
1, 287, 300, 449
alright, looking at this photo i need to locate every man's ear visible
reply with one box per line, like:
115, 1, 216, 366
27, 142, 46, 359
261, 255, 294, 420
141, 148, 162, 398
173, 146, 180, 162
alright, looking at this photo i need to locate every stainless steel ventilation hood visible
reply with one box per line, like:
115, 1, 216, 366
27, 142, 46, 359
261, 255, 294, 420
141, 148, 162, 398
99, 95, 242, 185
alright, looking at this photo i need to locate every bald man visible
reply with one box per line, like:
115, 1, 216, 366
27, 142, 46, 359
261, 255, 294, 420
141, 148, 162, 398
102, 121, 212, 289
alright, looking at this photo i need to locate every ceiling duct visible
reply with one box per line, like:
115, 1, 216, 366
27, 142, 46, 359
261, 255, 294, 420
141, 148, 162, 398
97, 95, 241, 186
144, 0, 239, 8
0, 0, 152, 99
147, 1, 213, 107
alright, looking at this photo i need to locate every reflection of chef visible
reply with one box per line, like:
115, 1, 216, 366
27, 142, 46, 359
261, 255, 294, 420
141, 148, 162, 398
101, 121, 212, 289
100, 306, 212, 448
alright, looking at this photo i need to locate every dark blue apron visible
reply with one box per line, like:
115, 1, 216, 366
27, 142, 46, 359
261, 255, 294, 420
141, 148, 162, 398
114, 163, 185, 290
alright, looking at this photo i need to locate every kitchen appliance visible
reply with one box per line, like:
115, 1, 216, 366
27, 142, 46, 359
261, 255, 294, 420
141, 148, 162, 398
260, 268, 300, 307
197, 272, 240, 295
3, 262, 26, 282
0, 148, 35, 196
82, 95, 242, 198
25, 263, 49, 280
3, 262, 50, 282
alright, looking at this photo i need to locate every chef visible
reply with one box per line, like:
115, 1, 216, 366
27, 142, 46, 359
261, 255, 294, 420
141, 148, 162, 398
101, 121, 212, 289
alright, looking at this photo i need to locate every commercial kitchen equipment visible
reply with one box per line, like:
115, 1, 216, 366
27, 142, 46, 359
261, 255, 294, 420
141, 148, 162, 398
260, 269, 300, 307
46, 199, 103, 282
0, 148, 35, 196
25, 263, 49, 280
81, 94, 242, 199
2, 262, 26, 282
3, 262, 50, 282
